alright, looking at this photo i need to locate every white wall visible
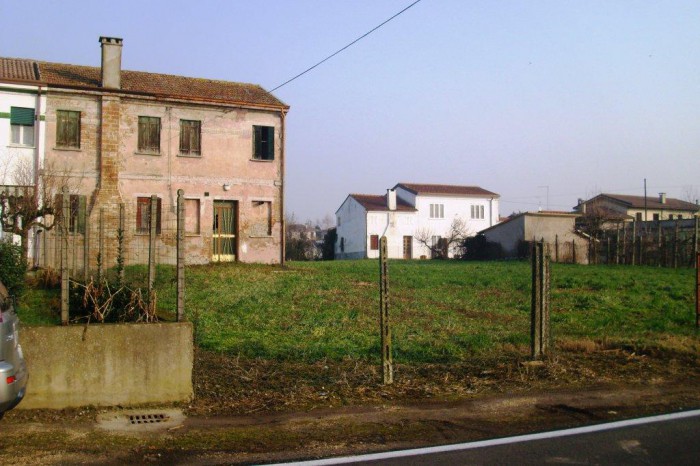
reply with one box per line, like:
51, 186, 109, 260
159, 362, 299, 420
366, 211, 416, 259
335, 197, 367, 259
413, 195, 499, 258
0, 84, 46, 248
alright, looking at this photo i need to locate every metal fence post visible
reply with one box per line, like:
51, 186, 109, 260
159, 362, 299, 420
98, 208, 105, 280
60, 187, 70, 325
148, 194, 157, 297
118, 203, 125, 283
176, 189, 185, 322
531, 241, 550, 359
379, 236, 393, 384
83, 205, 89, 279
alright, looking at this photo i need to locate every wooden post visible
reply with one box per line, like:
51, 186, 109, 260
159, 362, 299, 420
615, 227, 620, 265
379, 236, 393, 384
606, 237, 611, 264
60, 187, 70, 325
696, 253, 699, 328
622, 225, 627, 265
572, 239, 576, 264
531, 241, 550, 359
694, 217, 699, 264
148, 194, 157, 296
176, 189, 185, 322
673, 220, 679, 269
631, 220, 637, 266
554, 234, 559, 263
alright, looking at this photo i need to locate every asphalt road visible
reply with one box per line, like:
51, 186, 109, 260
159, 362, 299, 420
283, 410, 700, 465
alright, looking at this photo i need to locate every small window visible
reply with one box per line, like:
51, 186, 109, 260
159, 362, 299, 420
10, 107, 35, 146
370, 234, 379, 250
653, 213, 659, 221
471, 205, 485, 219
136, 197, 162, 234
636, 212, 642, 221
429, 204, 444, 219
185, 199, 200, 234
138, 116, 161, 153
253, 125, 274, 160
250, 201, 272, 236
55, 194, 87, 234
677, 215, 683, 220
56, 110, 81, 149
179, 120, 201, 155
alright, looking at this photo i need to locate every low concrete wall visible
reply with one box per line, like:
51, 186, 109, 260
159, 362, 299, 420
18, 322, 193, 409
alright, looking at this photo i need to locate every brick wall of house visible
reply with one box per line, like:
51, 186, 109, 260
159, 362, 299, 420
43, 91, 284, 268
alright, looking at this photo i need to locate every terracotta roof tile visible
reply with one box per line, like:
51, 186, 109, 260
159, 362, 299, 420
0, 58, 38, 81
395, 183, 499, 197
350, 194, 416, 212
0, 57, 286, 108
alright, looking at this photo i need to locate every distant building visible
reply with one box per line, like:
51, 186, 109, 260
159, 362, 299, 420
574, 193, 699, 223
335, 183, 500, 259
480, 211, 589, 264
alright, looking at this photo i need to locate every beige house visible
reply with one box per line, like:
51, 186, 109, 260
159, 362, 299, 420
1, 37, 289, 266
574, 193, 699, 222
480, 211, 589, 264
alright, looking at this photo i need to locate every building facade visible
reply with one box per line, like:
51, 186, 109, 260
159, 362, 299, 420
574, 193, 699, 223
1, 37, 289, 266
335, 183, 500, 259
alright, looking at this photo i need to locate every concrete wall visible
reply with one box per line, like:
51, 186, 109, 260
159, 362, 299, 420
335, 196, 367, 258
18, 322, 193, 409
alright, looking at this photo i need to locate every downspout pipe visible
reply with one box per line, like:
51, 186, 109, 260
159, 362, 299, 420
280, 110, 287, 266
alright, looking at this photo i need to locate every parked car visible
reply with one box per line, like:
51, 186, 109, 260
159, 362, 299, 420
0, 280, 27, 419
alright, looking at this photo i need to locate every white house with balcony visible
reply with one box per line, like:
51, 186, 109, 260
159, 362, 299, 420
335, 183, 500, 259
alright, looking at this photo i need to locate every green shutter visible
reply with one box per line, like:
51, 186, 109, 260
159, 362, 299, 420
77, 196, 87, 234
11, 107, 34, 126
265, 127, 274, 160
253, 126, 262, 159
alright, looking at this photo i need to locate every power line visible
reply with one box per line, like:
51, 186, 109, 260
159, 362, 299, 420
269, 0, 423, 92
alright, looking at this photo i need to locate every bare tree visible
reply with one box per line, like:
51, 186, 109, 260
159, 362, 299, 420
681, 185, 699, 205
0, 158, 80, 259
415, 217, 470, 259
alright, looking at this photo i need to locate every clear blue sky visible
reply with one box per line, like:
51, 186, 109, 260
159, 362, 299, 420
2, 0, 699, 223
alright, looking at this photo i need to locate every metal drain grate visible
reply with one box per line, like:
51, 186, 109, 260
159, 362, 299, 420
129, 413, 170, 425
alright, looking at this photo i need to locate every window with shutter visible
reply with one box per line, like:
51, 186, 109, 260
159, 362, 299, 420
10, 107, 35, 147
138, 116, 161, 153
252, 125, 274, 160
370, 235, 379, 250
56, 110, 81, 149
54, 194, 87, 234
179, 120, 201, 155
136, 197, 162, 234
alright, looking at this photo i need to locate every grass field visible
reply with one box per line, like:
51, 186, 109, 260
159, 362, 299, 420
19, 260, 698, 363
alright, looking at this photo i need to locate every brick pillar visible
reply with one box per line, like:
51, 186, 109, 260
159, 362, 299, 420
88, 95, 124, 272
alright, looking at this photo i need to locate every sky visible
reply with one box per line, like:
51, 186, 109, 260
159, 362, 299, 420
2, 0, 699, 223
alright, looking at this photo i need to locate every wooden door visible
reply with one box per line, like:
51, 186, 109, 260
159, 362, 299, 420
212, 201, 238, 262
403, 235, 413, 259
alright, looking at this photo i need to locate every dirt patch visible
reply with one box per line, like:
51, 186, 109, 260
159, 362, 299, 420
3, 345, 700, 464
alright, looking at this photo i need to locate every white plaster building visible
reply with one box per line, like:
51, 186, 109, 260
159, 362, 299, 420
335, 183, 500, 259
0, 64, 48, 249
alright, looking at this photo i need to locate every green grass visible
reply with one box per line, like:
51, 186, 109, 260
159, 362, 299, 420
18, 260, 698, 362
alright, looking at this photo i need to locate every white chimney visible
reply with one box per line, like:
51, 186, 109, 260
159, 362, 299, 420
100, 36, 123, 89
387, 189, 397, 211
659, 192, 666, 204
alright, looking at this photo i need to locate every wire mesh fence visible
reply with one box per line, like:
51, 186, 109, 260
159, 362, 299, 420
38, 189, 186, 323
